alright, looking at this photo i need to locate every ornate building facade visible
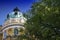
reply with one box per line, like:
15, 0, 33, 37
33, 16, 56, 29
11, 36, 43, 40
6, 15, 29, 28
0, 7, 27, 40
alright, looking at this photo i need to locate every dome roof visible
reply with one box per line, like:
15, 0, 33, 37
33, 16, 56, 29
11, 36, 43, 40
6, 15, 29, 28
7, 7, 23, 19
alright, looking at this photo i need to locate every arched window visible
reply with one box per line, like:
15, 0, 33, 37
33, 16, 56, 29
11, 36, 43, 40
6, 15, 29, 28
14, 28, 18, 35
3, 30, 7, 39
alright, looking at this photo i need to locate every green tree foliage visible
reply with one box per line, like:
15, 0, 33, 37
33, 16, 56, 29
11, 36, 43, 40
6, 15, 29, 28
25, 0, 60, 40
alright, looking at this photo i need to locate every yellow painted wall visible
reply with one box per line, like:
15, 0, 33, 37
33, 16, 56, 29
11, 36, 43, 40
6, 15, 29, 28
6, 28, 14, 36
0, 33, 3, 40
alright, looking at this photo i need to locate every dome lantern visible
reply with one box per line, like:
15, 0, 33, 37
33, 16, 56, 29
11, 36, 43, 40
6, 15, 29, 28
13, 7, 20, 12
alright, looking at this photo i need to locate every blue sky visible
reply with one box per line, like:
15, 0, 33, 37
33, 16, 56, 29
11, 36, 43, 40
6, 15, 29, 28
0, 0, 36, 25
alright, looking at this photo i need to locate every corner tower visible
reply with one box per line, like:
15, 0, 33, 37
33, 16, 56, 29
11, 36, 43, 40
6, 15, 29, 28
2, 7, 27, 40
